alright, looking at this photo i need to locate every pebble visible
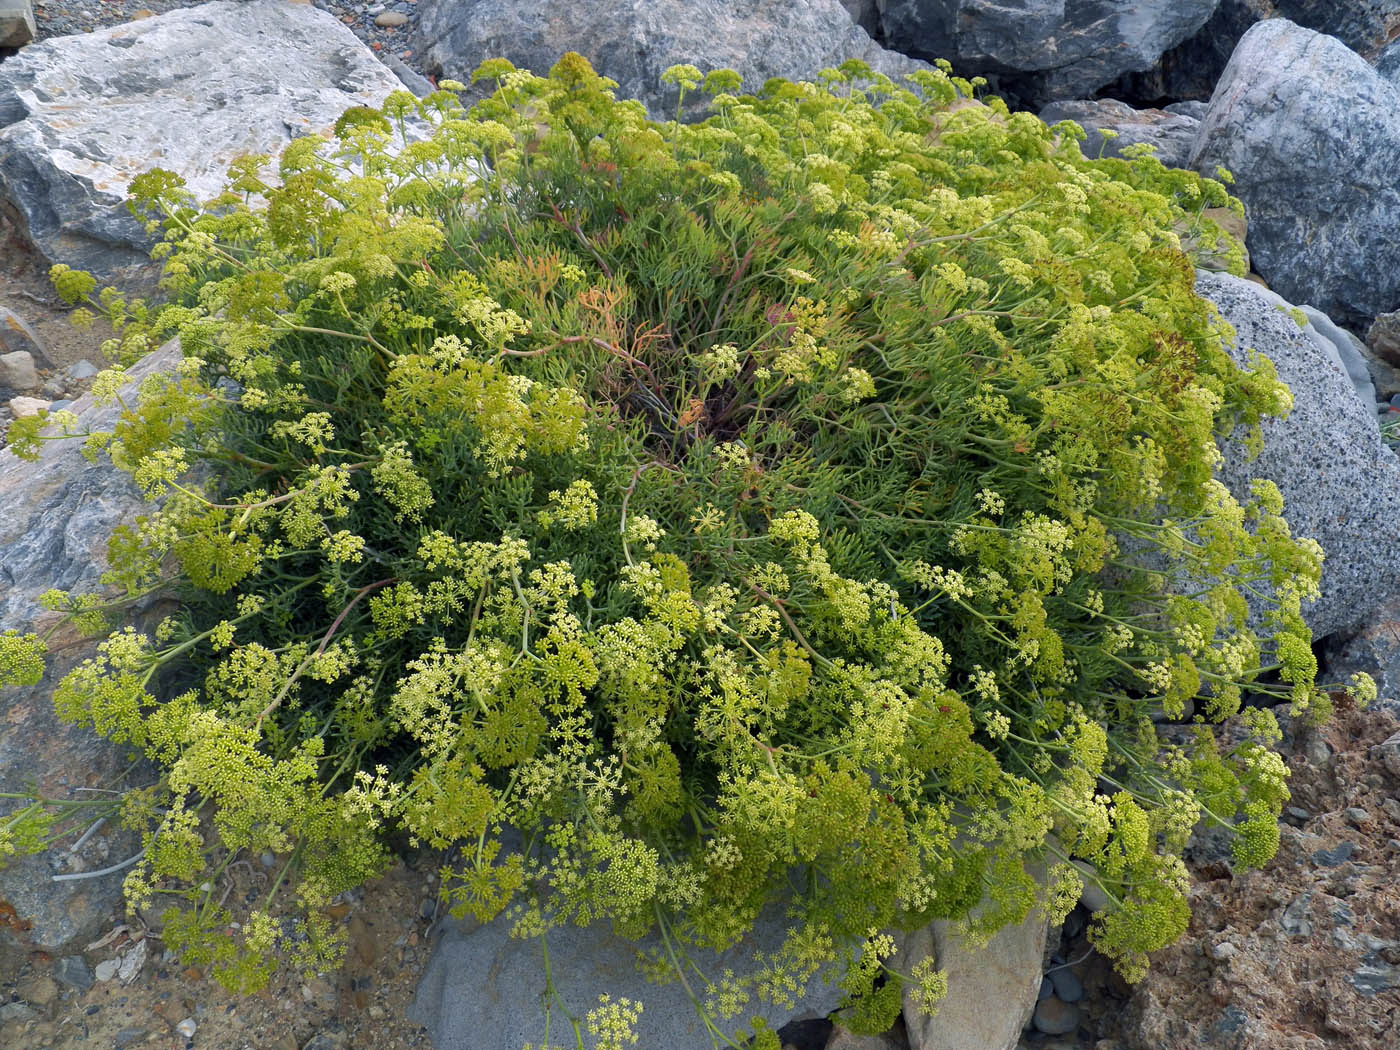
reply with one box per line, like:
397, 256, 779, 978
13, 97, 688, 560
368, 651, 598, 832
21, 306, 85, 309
1381, 798, 1400, 823
176, 1017, 197, 1038
1312, 841, 1356, 867
1038, 976, 1053, 1001
67, 359, 100, 382
1049, 967, 1084, 1003
0, 349, 40, 393
374, 10, 407, 26
1345, 807, 1371, 826
0, 1001, 39, 1023
114, 1028, 150, 1049
94, 958, 121, 983
260, 851, 277, 868
1209, 940, 1239, 961
55, 955, 95, 991
1033, 995, 1081, 1036
1284, 805, 1311, 825
1305, 736, 1333, 770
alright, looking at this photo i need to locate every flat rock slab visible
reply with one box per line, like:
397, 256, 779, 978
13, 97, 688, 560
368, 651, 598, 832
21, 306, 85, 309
0, 342, 179, 968
1199, 270, 1400, 640
413, 0, 929, 118
0, 0, 404, 286
410, 906, 843, 1049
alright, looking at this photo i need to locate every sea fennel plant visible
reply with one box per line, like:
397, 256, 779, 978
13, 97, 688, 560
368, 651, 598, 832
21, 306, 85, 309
0, 55, 1372, 1046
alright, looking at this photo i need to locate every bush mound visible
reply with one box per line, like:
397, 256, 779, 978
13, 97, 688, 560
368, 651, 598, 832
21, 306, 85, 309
1, 55, 1370, 1046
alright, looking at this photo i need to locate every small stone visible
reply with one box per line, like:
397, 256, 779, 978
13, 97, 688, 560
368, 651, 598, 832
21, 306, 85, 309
48, 398, 74, 412
1209, 941, 1239, 961
176, 1018, 197, 1038
114, 1028, 150, 1049
1284, 806, 1311, 825
1382, 799, 1400, 824
1345, 807, 1371, 826
260, 851, 277, 868
374, 10, 407, 26
418, 897, 436, 921
67, 360, 100, 381
1049, 967, 1084, 1003
94, 958, 121, 982
0, 1001, 38, 1023
1312, 841, 1356, 867
1033, 995, 1081, 1036
17, 975, 59, 1006
56, 955, 95, 991
0, 349, 40, 393
1038, 976, 1053, 1001
1072, 861, 1111, 913
367, 1005, 386, 1021
1305, 736, 1332, 770
1373, 731, 1400, 779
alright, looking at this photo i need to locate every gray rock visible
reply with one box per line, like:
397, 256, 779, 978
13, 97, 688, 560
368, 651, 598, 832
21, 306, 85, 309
384, 54, 435, 97
1198, 270, 1400, 639
1039, 98, 1202, 170
1372, 730, 1400, 779
0, 0, 35, 48
1191, 20, 1400, 329
1368, 312, 1400, 369
1104, 0, 1267, 104
1380, 37, 1400, 81
1270, 1, 1400, 57
1032, 995, 1080, 1036
410, 905, 844, 1050
0, 348, 39, 393
0, 305, 49, 368
54, 954, 95, 991
0, 341, 179, 967
1299, 305, 1377, 409
900, 898, 1048, 1050
1047, 967, 1083, 1004
0, 1, 404, 288
878, 0, 1218, 104
1311, 841, 1356, 867
66, 360, 100, 383
412, 0, 931, 119
826, 1024, 904, 1050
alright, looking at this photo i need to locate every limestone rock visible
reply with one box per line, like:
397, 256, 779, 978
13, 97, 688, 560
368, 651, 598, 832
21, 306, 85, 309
1198, 270, 1400, 639
412, 0, 930, 118
878, 0, 1219, 105
899, 904, 1047, 1050
0, 348, 38, 393
0, 341, 179, 968
0, 0, 35, 48
409, 904, 844, 1050
1038, 98, 1203, 169
0, 0, 404, 287
1190, 19, 1400, 328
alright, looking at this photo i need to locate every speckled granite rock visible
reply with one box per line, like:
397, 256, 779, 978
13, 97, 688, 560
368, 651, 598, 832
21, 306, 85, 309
1198, 270, 1400, 639
1191, 19, 1400, 328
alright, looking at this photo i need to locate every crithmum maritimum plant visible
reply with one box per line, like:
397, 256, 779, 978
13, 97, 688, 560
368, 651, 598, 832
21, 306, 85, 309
0, 53, 1374, 1047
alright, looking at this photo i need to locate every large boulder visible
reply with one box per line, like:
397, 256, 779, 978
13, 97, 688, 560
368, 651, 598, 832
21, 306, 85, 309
412, 0, 930, 118
877, 0, 1219, 105
1038, 98, 1205, 169
1198, 270, 1400, 640
410, 904, 845, 1049
0, 342, 179, 974
1270, 1, 1400, 57
0, 0, 404, 288
1191, 19, 1400, 329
